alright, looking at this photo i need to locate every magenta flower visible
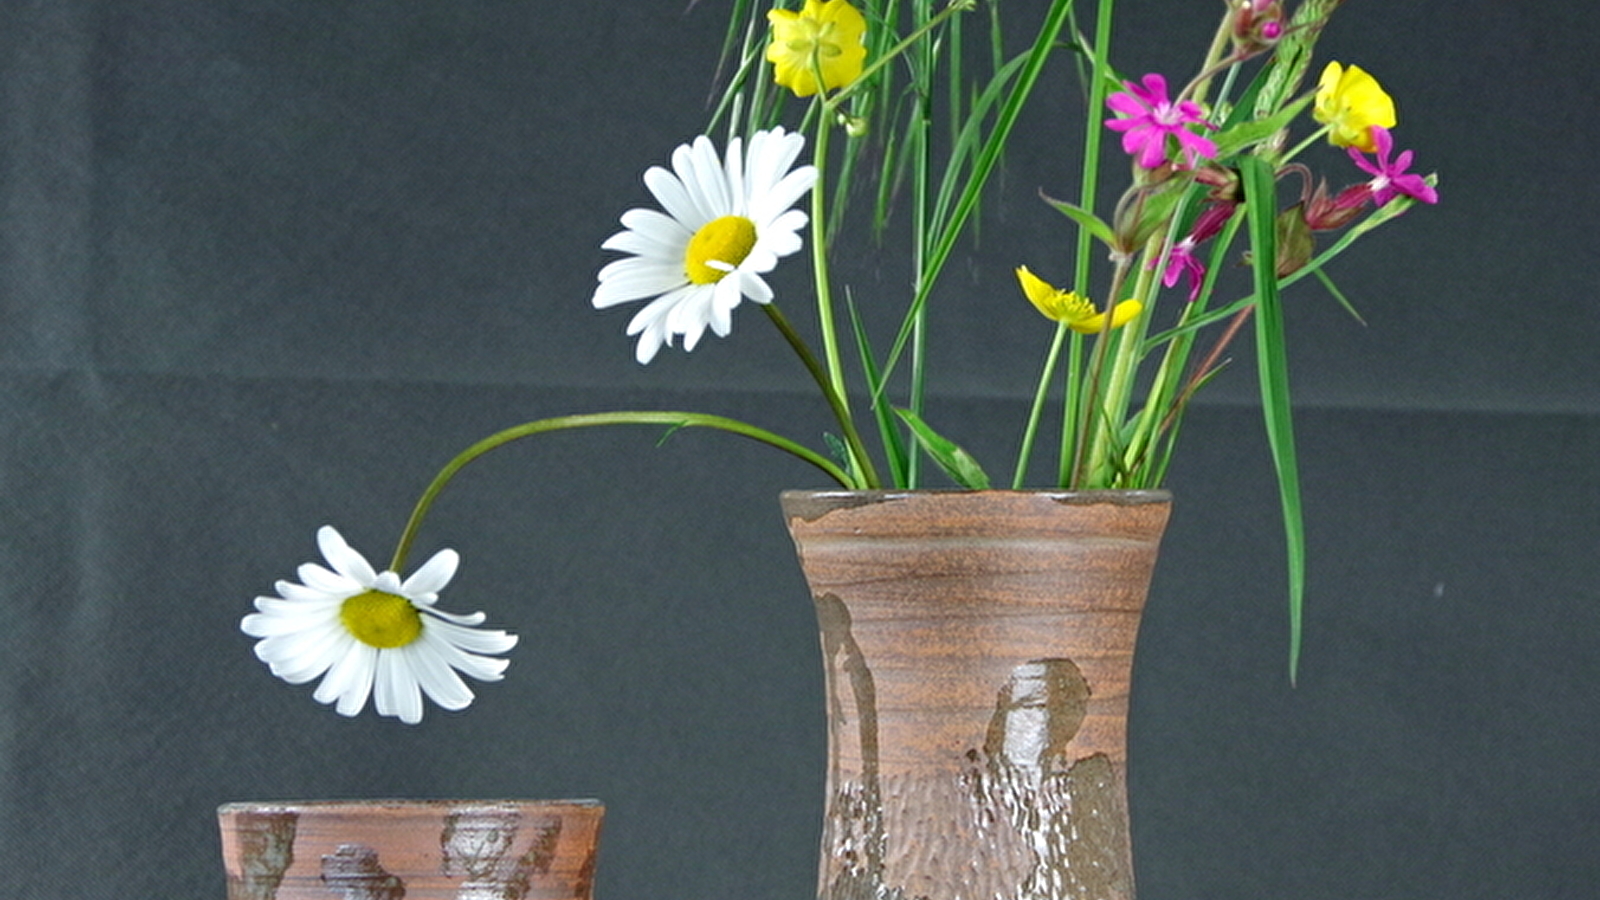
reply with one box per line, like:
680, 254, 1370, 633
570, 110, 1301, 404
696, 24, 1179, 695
1159, 238, 1206, 301
1106, 73, 1218, 170
1151, 202, 1235, 301
1348, 126, 1437, 207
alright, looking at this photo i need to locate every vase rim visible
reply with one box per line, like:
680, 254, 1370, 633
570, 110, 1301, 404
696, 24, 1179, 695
781, 488, 1172, 525
782, 488, 1170, 504
218, 798, 603, 815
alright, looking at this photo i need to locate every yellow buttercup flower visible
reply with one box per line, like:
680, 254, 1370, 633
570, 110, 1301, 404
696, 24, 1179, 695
1016, 266, 1142, 335
767, 0, 868, 98
1313, 62, 1396, 152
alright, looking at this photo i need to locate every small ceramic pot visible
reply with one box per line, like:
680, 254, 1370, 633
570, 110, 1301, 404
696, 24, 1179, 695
217, 798, 603, 900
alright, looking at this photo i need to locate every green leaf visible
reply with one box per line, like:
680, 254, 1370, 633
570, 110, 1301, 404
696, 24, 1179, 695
894, 408, 992, 489
1241, 154, 1307, 684
1211, 94, 1312, 161
1039, 191, 1118, 250
1311, 267, 1366, 326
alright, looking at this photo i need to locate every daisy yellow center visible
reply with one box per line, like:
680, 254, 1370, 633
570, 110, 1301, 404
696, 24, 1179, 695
684, 215, 757, 285
340, 590, 423, 649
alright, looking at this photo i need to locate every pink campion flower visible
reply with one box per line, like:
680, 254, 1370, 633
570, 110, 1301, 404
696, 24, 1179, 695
1105, 73, 1218, 170
1160, 237, 1206, 301
1348, 126, 1437, 207
1151, 202, 1236, 301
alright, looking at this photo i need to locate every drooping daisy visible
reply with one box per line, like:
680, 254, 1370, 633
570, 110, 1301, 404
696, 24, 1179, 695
591, 128, 817, 364
241, 526, 516, 724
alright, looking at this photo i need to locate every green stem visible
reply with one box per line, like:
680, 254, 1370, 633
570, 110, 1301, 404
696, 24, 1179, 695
1070, 253, 1134, 487
1058, 0, 1115, 489
1013, 323, 1069, 488
1280, 120, 1331, 164
763, 303, 882, 488
807, 96, 847, 408
1084, 242, 1159, 485
388, 411, 855, 572
1072, 0, 1115, 295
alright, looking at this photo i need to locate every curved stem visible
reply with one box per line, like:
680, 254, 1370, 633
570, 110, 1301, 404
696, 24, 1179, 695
388, 411, 854, 572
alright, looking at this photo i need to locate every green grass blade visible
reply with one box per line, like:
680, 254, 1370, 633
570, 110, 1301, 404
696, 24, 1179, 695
1311, 266, 1366, 326
876, 0, 1076, 388
1241, 154, 1307, 684
848, 295, 912, 488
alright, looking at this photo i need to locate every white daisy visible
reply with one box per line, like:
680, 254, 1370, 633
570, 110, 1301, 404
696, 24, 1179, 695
240, 526, 517, 724
592, 126, 818, 364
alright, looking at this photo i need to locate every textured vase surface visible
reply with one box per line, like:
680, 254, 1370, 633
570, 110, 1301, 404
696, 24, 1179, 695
782, 490, 1171, 900
217, 799, 604, 900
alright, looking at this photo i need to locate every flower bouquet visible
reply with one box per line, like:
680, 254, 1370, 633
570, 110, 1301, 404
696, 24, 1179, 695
241, 0, 1435, 723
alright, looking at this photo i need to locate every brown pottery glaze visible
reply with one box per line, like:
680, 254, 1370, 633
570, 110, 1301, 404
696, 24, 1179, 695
783, 490, 1171, 900
217, 799, 603, 900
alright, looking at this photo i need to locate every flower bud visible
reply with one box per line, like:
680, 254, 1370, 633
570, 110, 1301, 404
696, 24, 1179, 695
1303, 178, 1369, 231
1275, 204, 1314, 277
1232, 0, 1286, 55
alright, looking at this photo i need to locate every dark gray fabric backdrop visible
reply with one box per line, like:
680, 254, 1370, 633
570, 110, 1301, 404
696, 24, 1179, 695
3, 1, 1598, 898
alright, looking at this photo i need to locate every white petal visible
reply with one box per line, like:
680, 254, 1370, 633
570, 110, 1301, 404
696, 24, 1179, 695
723, 135, 746, 215
601, 227, 681, 260
749, 128, 806, 196
317, 527, 377, 586
423, 607, 487, 626
619, 208, 692, 246
753, 165, 818, 223
597, 254, 681, 283
593, 260, 687, 309
402, 547, 458, 596
273, 581, 346, 606
406, 642, 475, 711
429, 618, 519, 656
371, 571, 403, 594
311, 634, 370, 711
736, 270, 773, 306
296, 563, 357, 596
681, 135, 732, 220
257, 624, 347, 684
374, 651, 424, 724
667, 289, 715, 351
633, 319, 668, 364
643, 166, 706, 231
242, 610, 326, 637
423, 628, 513, 683
761, 208, 811, 250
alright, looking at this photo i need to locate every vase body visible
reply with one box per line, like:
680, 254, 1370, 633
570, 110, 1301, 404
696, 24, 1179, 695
782, 490, 1171, 900
217, 799, 604, 900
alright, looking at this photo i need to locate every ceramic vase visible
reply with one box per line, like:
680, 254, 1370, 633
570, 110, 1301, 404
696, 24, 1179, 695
782, 490, 1171, 900
217, 799, 604, 900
